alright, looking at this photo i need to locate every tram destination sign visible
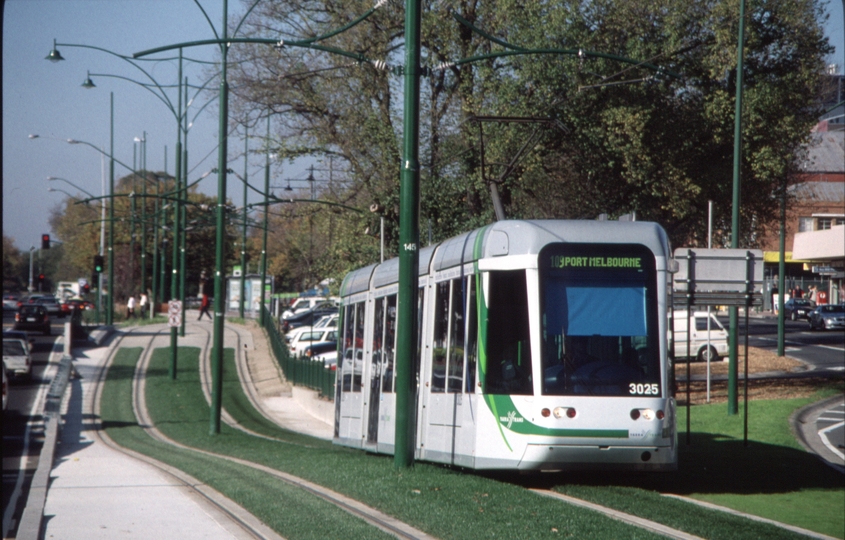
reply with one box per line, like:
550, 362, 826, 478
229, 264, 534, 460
673, 248, 764, 307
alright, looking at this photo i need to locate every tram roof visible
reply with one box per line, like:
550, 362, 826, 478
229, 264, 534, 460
340, 220, 671, 296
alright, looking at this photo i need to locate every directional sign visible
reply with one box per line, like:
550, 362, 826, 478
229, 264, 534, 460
168, 300, 182, 328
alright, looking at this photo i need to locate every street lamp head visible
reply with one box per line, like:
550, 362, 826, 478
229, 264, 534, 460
67, 139, 80, 144
45, 40, 65, 63
81, 71, 96, 89
28, 134, 40, 139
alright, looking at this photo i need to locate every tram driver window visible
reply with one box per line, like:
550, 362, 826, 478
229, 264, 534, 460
485, 270, 533, 395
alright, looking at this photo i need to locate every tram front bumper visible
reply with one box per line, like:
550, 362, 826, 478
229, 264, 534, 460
517, 443, 678, 471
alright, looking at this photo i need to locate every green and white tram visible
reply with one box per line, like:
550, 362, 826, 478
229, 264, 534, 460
334, 220, 677, 471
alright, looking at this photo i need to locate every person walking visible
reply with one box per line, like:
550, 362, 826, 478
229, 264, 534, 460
139, 291, 149, 318
198, 271, 212, 320
127, 294, 136, 319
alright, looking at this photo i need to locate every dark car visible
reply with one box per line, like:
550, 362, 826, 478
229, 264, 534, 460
33, 296, 64, 318
14, 305, 51, 335
282, 302, 339, 331
783, 298, 814, 321
302, 341, 338, 359
808, 304, 845, 331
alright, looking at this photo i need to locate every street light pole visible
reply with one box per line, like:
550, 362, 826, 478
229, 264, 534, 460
240, 126, 248, 319
210, 0, 230, 435
259, 117, 270, 326
395, 0, 422, 468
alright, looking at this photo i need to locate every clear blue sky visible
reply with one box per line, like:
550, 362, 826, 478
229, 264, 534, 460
3, 0, 845, 252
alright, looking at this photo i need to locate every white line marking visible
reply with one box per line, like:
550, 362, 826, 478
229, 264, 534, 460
819, 421, 845, 461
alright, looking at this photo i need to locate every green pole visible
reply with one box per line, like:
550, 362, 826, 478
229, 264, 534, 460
170, 54, 183, 380
141, 133, 147, 302
395, 0, 422, 468
240, 126, 248, 319
210, 0, 229, 435
108, 92, 115, 325
777, 179, 786, 355
180, 75, 189, 337
728, 0, 747, 415
260, 117, 270, 326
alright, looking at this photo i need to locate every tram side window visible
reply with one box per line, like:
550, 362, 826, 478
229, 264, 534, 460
448, 278, 465, 393
341, 302, 364, 393
341, 304, 355, 392
466, 276, 477, 393
485, 270, 533, 395
373, 297, 385, 391
381, 295, 397, 393
431, 282, 449, 393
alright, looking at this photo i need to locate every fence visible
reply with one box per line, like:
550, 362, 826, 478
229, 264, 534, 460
261, 306, 336, 399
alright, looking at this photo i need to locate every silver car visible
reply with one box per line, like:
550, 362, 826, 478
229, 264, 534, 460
3, 338, 32, 379
808, 304, 845, 331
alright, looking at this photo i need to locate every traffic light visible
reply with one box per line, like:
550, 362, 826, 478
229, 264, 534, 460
42, 234, 50, 249
82, 283, 91, 294
93, 255, 105, 274
38, 273, 45, 282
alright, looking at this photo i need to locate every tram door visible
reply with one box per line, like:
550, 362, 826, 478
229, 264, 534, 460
421, 276, 477, 463
338, 300, 367, 444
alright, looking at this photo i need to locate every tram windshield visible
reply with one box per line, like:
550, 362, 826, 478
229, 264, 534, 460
540, 243, 661, 397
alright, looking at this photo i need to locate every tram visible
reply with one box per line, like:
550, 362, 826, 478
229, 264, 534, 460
333, 220, 677, 471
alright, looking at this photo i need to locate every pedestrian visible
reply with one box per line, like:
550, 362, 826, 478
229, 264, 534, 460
198, 293, 211, 320
127, 294, 136, 319
808, 285, 818, 306
139, 291, 148, 318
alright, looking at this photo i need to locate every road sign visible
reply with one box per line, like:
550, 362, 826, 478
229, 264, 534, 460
168, 300, 182, 327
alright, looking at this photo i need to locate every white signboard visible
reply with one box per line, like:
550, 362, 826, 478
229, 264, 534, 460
168, 300, 182, 327
673, 248, 764, 306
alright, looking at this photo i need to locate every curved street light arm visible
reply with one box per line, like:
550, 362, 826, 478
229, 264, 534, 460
88, 73, 178, 116
450, 11, 527, 52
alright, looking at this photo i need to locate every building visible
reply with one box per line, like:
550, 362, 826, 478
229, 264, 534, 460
758, 129, 844, 305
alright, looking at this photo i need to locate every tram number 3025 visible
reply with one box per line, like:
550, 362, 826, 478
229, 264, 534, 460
629, 383, 659, 395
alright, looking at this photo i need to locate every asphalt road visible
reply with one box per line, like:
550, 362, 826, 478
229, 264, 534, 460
729, 314, 845, 373
2, 311, 62, 539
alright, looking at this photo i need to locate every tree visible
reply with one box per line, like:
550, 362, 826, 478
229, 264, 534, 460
228, 0, 832, 283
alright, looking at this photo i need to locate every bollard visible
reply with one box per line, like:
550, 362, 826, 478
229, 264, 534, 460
64, 321, 72, 356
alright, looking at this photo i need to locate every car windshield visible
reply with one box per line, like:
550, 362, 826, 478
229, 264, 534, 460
3, 340, 26, 356
821, 305, 845, 313
792, 299, 812, 306
20, 306, 42, 315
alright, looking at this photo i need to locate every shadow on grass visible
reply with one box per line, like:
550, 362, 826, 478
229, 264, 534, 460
492, 432, 842, 497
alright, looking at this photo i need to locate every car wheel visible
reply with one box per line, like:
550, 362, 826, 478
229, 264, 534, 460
44, 326, 51, 336
698, 345, 719, 363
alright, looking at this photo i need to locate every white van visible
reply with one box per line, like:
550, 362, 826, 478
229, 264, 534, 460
672, 310, 728, 362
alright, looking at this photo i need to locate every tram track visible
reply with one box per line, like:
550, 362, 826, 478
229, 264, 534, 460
113, 322, 435, 540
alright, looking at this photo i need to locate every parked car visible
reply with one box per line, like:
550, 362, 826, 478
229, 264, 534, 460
302, 341, 338, 359
3, 330, 35, 352
313, 350, 338, 370
285, 314, 339, 344
3, 338, 32, 380
783, 298, 815, 321
281, 297, 327, 320
282, 302, 339, 331
290, 328, 338, 356
14, 305, 51, 335
808, 304, 845, 331
33, 296, 63, 318
672, 310, 728, 362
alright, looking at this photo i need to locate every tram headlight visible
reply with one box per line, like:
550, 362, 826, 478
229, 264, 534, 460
641, 408, 655, 421
552, 407, 576, 419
